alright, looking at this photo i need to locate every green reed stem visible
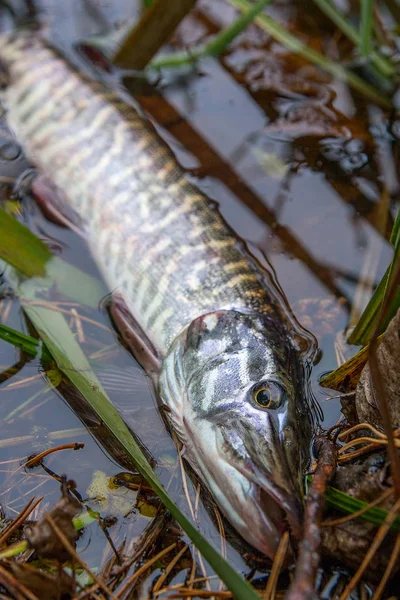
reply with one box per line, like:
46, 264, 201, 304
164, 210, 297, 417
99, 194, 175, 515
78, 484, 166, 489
206, 0, 272, 56
360, 0, 374, 57
148, 0, 392, 106
226, 0, 391, 108
313, 0, 394, 77
149, 0, 271, 69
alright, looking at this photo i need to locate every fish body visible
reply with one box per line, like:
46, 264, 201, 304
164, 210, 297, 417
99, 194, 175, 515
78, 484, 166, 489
0, 30, 313, 558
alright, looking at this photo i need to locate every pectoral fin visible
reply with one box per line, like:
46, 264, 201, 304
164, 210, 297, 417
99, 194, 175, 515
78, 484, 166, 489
29, 174, 85, 237
108, 294, 161, 381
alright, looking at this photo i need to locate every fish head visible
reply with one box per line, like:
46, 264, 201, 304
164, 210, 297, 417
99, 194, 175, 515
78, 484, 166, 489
159, 309, 313, 560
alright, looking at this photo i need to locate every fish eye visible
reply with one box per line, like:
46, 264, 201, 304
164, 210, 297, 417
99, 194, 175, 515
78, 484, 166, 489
251, 381, 284, 409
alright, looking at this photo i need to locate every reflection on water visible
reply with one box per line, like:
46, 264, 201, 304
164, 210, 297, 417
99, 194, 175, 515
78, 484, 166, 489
0, 0, 398, 591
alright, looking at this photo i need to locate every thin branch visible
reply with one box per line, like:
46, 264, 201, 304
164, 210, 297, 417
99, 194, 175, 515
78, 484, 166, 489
0, 565, 39, 600
0, 496, 43, 547
152, 544, 189, 593
339, 498, 400, 600
286, 438, 337, 600
25, 442, 84, 468
45, 514, 115, 599
371, 533, 400, 600
114, 543, 177, 599
263, 530, 289, 600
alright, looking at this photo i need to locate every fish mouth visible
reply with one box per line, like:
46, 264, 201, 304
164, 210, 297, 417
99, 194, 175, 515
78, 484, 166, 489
218, 423, 304, 558
249, 483, 287, 557
235, 452, 303, 558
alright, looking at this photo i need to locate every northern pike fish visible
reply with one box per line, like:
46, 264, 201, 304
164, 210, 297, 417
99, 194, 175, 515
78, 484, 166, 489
0, 29, 313, 558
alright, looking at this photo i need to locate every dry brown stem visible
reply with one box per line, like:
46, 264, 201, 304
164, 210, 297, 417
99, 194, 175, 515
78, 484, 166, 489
45, 513, 115, 599
285, 437, 337, 600
0, 564, 39, 600
25, 442, 84, 468
0, 496, 43, 547
153, 544, 189, 593
371, 533, 400, 600
113, 542, 177, 599
339, 498, 400, 599
263, 531, 289, 600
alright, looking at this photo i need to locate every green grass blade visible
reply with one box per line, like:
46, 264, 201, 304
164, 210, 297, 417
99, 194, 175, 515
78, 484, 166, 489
348, 209, 400, 345
147, 0, 271, 69
306, 476, 399, 530
205, 0, 272, 58
0, 322, 42, 358
390, 210, 400, 246
226, 0, 391, 108
314, 0, 360, 45
347, 266, 390, 345
325, 485, 400, 530
19, 303, 259, 599
0, 208, 52, 277
313, 0, 393, 77
0, 208, 106, 307
360, 0, 374, 57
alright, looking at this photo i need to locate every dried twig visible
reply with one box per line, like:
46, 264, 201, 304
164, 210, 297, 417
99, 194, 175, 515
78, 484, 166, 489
263, 530, 289, 600
113, 542, 177, 599
286, 437, 337, 600
24, 301, 110, 332
337, 430, 400, 463
25, 442, 84, 468
45, 514, 115, 599
339, 498, 400, 600
371, 533, 400, 600
154, 575, 220, 596
167, 590, 232, 598
153, 544, 189, 593
212, 504, 227, 564
0, 564, 39, 600
110, 511, 169, 581
338, 423, 387, 441
0, 427, 87, 449
71, 308, 85, 343
0, 496, 43, 547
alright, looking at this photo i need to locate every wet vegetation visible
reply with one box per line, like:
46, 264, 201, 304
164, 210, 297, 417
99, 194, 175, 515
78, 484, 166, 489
0, 0, 399, 598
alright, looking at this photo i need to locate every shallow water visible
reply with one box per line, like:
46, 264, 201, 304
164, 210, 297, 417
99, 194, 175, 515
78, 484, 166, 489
0, 0, 398, 594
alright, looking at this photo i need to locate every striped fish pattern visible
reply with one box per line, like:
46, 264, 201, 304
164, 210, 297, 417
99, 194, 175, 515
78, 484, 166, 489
0, 30, 280, 353
0, 29, 313, 559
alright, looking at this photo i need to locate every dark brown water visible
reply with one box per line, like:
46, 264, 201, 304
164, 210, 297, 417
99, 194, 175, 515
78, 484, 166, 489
0, 0, 398, 595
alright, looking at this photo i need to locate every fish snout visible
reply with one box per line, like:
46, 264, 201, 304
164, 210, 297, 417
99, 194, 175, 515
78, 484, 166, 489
218, 421, 304, 558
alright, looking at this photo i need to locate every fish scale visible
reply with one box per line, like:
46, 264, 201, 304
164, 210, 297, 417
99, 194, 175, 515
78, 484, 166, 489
0, 29, 314, 559
0, 30, 280, 353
